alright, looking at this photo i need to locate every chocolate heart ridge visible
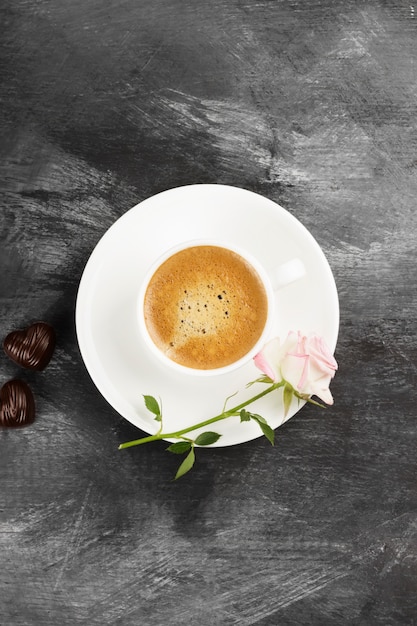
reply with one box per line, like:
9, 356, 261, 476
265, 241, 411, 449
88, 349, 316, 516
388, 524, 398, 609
0, 379, 36, 428
3, 321, 56, 371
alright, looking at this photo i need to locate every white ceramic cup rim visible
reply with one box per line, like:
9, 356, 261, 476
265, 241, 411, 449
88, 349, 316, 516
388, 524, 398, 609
137, 239, 276, 377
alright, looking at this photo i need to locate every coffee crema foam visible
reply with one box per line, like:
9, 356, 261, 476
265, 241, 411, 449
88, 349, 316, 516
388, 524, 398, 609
144, 245, 268, 369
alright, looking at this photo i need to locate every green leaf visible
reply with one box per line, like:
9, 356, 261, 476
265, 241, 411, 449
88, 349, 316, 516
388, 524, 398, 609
249, 412, 266, 424
166, 441, 192, 454
257, 420, 275, 446
250, 414, 275, 446
293, 390, 326, 409
246, 375, 273, 387
283, 384, 293, 417
194, 431, 221, 446
174, 448, 195, 480
143, 395, 162, 421
242, 410, 266, 424
240, 409, 251, 422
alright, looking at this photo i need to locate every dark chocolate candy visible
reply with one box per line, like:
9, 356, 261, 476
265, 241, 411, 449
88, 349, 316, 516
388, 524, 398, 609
3, 322, 56, 371
0, 379, 36, 427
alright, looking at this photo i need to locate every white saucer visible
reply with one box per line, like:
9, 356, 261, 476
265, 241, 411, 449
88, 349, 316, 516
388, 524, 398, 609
75, 184, 339, 447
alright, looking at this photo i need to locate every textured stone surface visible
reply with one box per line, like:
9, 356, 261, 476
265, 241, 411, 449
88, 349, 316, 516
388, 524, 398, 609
1, 1, 416, 624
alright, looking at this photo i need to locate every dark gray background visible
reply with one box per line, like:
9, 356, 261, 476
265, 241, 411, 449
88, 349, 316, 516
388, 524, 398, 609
1, 1, 416, 624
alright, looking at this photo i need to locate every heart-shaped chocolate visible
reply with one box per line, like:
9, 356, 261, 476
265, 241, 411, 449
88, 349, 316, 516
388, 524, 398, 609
3, 322, 56, 371
0, 379, 35, 427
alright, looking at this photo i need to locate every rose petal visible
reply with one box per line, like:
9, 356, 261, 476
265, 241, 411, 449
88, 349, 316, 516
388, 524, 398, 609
281, 352, 309, 390
311, 382, 334, 405
254, 337, 283, 382
307, 335, 338, 374
254, 331, 337, 405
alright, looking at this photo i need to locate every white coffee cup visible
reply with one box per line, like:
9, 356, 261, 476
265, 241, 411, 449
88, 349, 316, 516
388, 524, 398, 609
138, 240, 305, 376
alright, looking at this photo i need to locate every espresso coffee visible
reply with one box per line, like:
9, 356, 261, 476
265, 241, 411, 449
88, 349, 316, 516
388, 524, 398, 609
143, 245, 269, 369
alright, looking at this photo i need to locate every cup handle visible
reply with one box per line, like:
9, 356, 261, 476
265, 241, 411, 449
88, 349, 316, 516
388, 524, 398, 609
270, 258, 306, 291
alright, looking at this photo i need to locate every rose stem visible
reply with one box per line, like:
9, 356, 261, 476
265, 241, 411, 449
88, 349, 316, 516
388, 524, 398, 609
118, 382, 282, 450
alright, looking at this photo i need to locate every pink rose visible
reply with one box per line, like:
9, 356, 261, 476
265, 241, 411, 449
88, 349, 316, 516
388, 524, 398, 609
254, 331, 338, 405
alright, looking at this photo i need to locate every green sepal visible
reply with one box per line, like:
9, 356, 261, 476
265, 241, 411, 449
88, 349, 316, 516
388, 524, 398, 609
246, 375, 273, 387
294, 390, 326, 409
283, 384, 293, 418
